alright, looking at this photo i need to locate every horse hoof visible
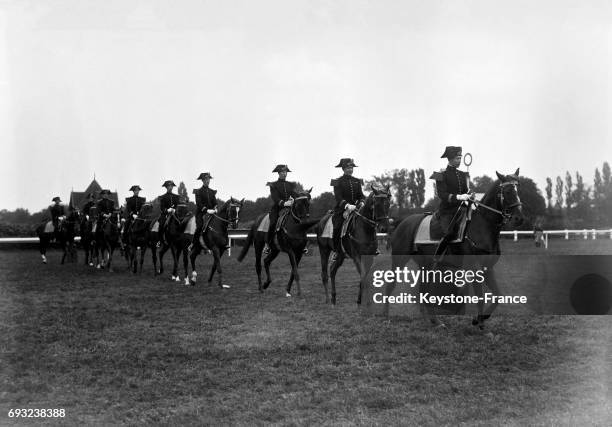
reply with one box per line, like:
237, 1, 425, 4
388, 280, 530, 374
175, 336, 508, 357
89, 262, 94, 267
472, 317, 479, 326
184, 278, 190, 286
263, 281, 271, 290
175, 276, 181, 282
286, 292, 291, 298
221, 284, 230, 289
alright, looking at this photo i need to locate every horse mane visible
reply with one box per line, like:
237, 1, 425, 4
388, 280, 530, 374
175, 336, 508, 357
480, 180, 501, 207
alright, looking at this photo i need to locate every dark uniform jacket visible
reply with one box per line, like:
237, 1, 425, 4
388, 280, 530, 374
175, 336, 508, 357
49, 204, 65, 224
193, 186, 218, 218
267, 179, 299, 222
331, 175, 365, 214
125, 196, 146, 217
159, 193, 181, 215
82, 201, 96, 216
97, 198, 115, 217
430, 165, 470, 215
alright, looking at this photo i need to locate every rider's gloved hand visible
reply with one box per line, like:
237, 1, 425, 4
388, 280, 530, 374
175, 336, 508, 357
132, 214, 137, 219
283, 200, 293, 207
167, 208, 174, 213
345, 204, 357, 212
85, 215, 89, 220
456, 194, 470, 201
206, 209, 216, 214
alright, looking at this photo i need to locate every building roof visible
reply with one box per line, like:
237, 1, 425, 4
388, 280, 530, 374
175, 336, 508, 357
69, 179, 119, 210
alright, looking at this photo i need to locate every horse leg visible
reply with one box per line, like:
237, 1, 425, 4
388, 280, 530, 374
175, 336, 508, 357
139, 246, 146, 274
286, 250, 303, 298
472, 269, 499, 329
351, 255, 365, 305
385, 254, 412, 318
207, 248, 218, 284
329, 253, 346, 305
357, 255, 375, 306
39, 236, 47, 263
171, 245, 179, 281
189, 244, 200, 285
255, 240, 264, 292
182, 247, 190, 286
107, 246, 114, 273
214, 247, 229, 289
319, 241, 330, 304
263, 247, 280, 290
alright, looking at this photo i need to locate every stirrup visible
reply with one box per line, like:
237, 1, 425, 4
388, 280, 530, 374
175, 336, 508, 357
330, 251, 338, 262
187, 243, 193, 252
263, 243, 271, 255
302, 247, 309, 254
156, 241, 161, 248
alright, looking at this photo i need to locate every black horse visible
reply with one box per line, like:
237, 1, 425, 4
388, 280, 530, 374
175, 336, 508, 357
79, 205, 97, 266
238, 189, 318, 297
189, 198, 244, 288
126, 203, 155, 274
158, 204, 192, 284
387, 169, 524, 328
94, 210, 123, 272
36, 210, 80, 264
316, 185, 391, 305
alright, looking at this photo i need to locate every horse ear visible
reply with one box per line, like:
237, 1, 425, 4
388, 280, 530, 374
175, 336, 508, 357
307, 187, 312, 194
514, 168, 520, 177
496, 171, 504, 181
240, 198, 245, 204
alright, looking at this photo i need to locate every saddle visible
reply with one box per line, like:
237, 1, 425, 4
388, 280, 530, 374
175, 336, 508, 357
414, 207, 471, 247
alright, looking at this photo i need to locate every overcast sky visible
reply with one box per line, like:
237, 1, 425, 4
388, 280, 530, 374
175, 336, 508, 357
2, 0, 612, 211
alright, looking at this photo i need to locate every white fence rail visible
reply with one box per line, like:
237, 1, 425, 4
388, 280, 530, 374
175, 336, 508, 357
2, 229, 611, 254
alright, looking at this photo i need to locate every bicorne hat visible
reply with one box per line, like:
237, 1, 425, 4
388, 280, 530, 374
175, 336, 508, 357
162, 180, 176, 188
335, 158, 357, 168
129, 185, 142, 192
197, 172, 213, 180
272, 165, 291, 173
441, 146, 462, 159
52, 196, 62, 202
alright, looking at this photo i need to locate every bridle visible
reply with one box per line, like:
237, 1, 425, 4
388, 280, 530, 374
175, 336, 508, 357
353, 192, 390, 228
289, 195, 311, 223
211, 200, 242, 228
472, 180, 522, 225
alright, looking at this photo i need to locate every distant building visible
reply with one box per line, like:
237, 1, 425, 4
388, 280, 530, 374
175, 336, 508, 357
69, 178, 119, 211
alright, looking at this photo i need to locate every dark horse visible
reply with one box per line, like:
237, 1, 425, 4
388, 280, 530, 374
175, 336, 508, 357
237, 189, 318, 297
315, 185, 391, 305
94, 210, 123, 272
387, 169, 524, 328
79, 205, 97, 266
126, 203, 155, 274
36, 210, 80, 264
188, 198, 244, 288
158, 204, 193, 284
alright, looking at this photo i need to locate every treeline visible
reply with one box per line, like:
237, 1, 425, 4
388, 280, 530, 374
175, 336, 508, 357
2, 163, 610, 237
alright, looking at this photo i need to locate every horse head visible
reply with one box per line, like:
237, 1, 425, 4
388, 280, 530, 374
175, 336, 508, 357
290, 188, 312, 222
224, 197, 244, 229
493, 168, 524, 228
139, 203, 153, 219
364, 184, 391, 223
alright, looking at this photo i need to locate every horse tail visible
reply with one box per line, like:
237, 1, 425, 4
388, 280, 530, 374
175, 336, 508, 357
237, 221, 257, 262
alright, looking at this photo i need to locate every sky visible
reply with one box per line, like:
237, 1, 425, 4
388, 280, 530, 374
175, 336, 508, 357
2, 0, 612, 212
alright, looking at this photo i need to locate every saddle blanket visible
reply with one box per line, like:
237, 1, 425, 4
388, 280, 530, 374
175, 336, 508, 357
183, 216, 196, 235
44, 221, 54, 233
257, 214, 270, 233
320, 216, 334, 238
414, 215, 463, 245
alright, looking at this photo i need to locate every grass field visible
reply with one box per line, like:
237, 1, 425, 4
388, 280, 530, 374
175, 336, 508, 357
1, 240, 611, 425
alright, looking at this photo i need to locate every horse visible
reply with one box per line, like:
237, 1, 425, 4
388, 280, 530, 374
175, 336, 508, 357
126, 203, 155, 274
157, 204, 193, 284
94, 210, 123, 272
387, 169, 524, 328
79, 205, 98, 266
36, 210, 80, 264
237, 189, 318, 297
188, 197, 244, 288
315, 185, 391, 305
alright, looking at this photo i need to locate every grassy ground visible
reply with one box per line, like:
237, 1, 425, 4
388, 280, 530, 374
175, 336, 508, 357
0, 240, 611, 425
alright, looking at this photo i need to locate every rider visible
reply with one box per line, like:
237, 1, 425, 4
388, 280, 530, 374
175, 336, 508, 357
81, 193, 96, 219
49, 196, 66, 231
330, 158, 365, 261
124, 185, 146, 235
431, 146, 471, 262
263, 164, 300, 255
157, 180, 181, 247
96, 189, 116, 231
191, 172, 218, 250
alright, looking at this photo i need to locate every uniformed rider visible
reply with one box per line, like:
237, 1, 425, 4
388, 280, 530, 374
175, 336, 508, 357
49, 196, 66, 231
191, 172, 218, 249
124, 185, 146, 234
264, 164, 300, 254
157, 180, 181, 247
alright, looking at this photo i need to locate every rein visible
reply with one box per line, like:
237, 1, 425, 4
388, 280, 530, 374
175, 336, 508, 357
472, 181, 522, 225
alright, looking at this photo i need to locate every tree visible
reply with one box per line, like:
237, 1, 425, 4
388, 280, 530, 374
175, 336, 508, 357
516, 177, 546, 230
545, 177, 553, 209
471, 175, 494, 193
555, 176, 564, 209
310, 191, 336, 219
564, 171, 573, 209
177, 181, 189, 203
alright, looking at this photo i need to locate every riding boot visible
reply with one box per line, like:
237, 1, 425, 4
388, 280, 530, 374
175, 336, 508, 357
433, 234, 452, 264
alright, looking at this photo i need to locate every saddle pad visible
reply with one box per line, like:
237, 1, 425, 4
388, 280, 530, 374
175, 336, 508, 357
257, 214, 270, 233
321, 216, 334, 238
414, 215, 462, 245
183, 216, 196, 235
151, 220, 159, 232
44, 221, 54, 233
